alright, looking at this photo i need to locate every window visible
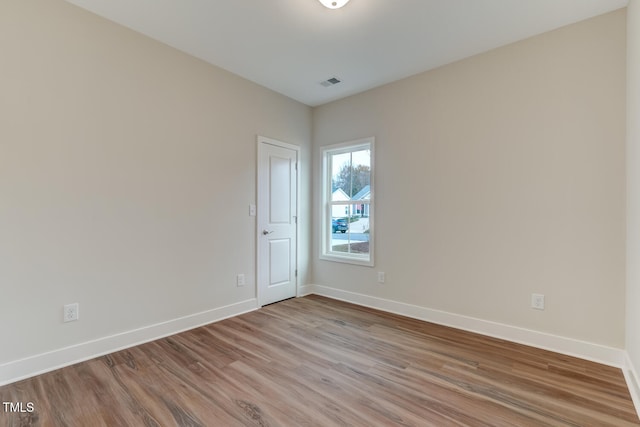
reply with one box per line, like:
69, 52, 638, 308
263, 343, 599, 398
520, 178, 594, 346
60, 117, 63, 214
321, 138, 374, 266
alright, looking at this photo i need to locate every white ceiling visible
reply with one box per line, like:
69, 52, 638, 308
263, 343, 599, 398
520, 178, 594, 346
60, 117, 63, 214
65, 0, 627, 107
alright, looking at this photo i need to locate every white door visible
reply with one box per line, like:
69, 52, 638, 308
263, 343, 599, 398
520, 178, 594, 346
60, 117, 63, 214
257, 137, 298, 306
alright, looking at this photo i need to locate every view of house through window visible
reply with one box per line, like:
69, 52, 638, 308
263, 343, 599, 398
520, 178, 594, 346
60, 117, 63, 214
322, 138, 374, 265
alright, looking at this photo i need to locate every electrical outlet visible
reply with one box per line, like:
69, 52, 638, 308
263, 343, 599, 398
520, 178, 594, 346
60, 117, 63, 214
63, 303, 79, 322
531, 294, 545, 310
377, 272, 385, 283
236, 274, 245, 287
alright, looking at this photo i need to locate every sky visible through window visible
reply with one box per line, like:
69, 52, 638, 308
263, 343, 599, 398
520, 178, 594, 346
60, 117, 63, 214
331, 149, 371, 198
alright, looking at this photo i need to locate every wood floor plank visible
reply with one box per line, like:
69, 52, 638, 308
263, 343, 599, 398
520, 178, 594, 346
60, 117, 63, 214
1, 295, 638, 426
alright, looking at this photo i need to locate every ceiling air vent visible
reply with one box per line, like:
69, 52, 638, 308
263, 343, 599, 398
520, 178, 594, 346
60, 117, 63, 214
320, 77, 341, 87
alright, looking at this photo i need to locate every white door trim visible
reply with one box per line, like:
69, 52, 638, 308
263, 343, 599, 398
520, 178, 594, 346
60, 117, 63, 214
256, 136, 300, 306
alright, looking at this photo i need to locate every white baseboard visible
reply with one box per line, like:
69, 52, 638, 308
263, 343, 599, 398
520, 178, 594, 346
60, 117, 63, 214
297, 284, 316, 297
624, 352, 640, 419
312, 285, 626, 368
0, 298, 259, 387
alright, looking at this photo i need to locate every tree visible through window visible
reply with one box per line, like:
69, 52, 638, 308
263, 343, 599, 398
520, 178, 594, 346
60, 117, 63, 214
321, 138, 374, 266
333, 163, 370, 197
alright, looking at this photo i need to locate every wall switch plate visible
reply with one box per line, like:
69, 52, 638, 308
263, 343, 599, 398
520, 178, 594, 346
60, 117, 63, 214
531, 294, 545, 310
249, 204, 256, 216
63, 303, 79, 322
236, 274, 245, 287
377, 272, 385, 283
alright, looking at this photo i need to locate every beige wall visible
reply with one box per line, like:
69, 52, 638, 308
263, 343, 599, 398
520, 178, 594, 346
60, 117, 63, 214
313, 10, 626, 347
628, 0, 640, 385
0, 0, 311, 365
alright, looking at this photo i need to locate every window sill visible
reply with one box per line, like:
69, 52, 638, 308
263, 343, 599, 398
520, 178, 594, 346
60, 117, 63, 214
320, 253, 374, 267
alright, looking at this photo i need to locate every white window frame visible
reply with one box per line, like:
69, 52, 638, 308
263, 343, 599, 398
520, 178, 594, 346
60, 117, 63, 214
320, 137, 374, 266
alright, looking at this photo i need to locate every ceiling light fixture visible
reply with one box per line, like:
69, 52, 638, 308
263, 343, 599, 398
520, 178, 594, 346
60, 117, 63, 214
318, 0, 350, 9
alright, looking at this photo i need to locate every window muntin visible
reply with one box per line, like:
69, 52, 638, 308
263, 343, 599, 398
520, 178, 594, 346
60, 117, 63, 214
321, 138, 374, 266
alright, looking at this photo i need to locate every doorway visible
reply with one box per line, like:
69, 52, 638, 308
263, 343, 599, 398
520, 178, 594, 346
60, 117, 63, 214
257, 136, 298, 306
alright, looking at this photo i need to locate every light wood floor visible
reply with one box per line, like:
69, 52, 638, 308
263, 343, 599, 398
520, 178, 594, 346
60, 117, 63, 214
1, 295, 638, 426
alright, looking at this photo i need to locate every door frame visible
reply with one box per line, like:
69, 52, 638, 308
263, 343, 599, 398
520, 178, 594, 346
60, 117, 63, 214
256, 135, 300, 306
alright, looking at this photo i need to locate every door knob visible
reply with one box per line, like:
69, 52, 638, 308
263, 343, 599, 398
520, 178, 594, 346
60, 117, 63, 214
262, 230, 274, 235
